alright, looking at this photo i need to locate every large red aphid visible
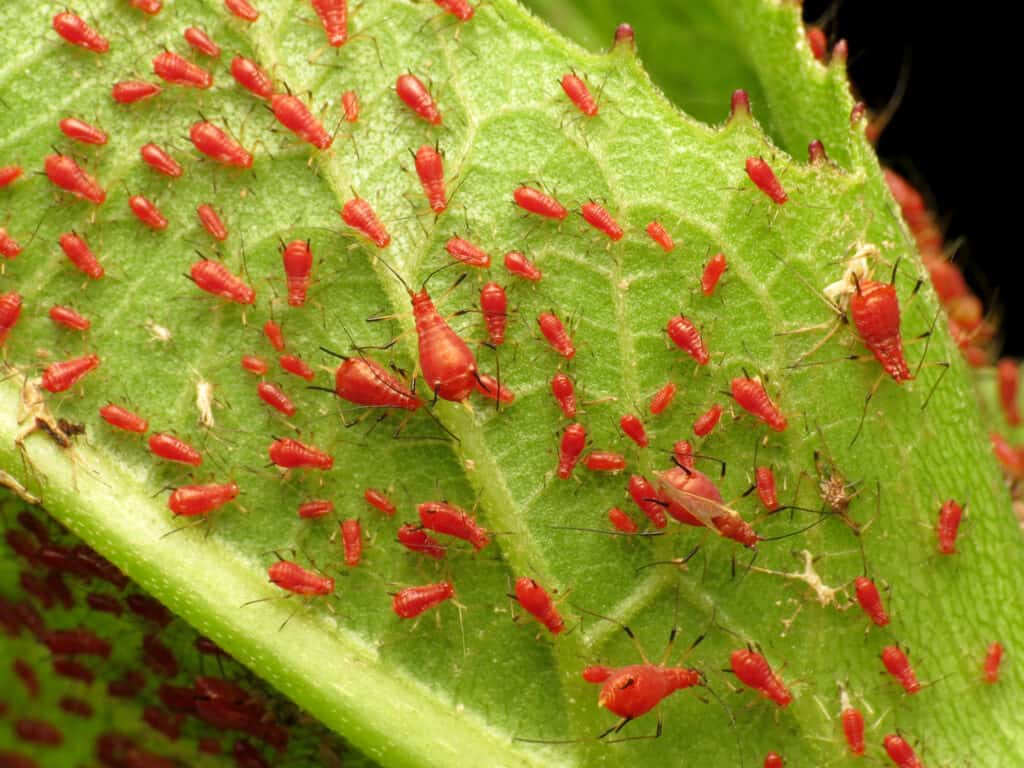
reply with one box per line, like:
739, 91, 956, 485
840, 703, 865, 756
392, 581, 455, 618
49, 305, 91, 331
140, 143, 183, 178
513, 186, 568, 221
658, 467, 758, 545
396, 524, 445, 559
608, 507, 638, 533
701, 253, 728, 296
556, 423, 586, 480
341, 197, 390, 247
730, 649, 792, 706
984, 642, 1004, 684
149, 433, 202, 466
268, 438, 333, 470
731, 377, 787, 431
168, 483, 239, 517
341, 90, 359, 122
936, 499, 963, 555
271, 94, 333, 150
514, 577, 564, 634
280, 240, 313, 306
551, 373, 577, 418
197, 204, 228, 241
882, 734, 923, 768
258, 382, 296, 416
153, 51, 213, 89
410, 288, 478, 401
475, 373, 515, 404
334, 357, 422, 410
59, 118, 108, 146
225, 0, 260, 22
190, 260, 256, 304
480, 282, 507, 345
298, 499, 334, 519
418, 502, 489, 551
581, 202, 623, 241
561, 73, 598, 117
112, 80, 162, 103
854, 576, 890, 626
586, 664, 701, 720
881, 645, 920, 694
396, 74, 441, 124
99, 404, 148, 434
44, 155, 105, 204
645, 221, 675, 253
53, 11, 109, 53
0, 166, 23, 187
998, 359, 1021, 425
745, 157, 788, 205
190, 122, 253, 168
754, 466, 780, 511
628, 474, 668, 529
312, 0, 349, 46
41, 354, 100, 393
850, 280, 912, 382
433, 0, 474, 20
585, 451, 627, 473
415, 145, 447, 213
184, 27, 221, 57
129, 195, 168, 230
341, 519, 362, 567
364, 488, 396, 516
268, 561, 333, 596
619, 414, 648, 447
538, 312, 575, 359
280, 354, 315, 381
666, 315, 709, 365
0, 294, 22, 345
693, 404, 723, 437
505, 251, 542, 282
263, 320, 285, 351
446, 236, 490, 268
0, 228, 22, 259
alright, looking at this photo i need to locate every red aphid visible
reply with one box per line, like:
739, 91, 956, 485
263, 320, 285, 351
153, 51, 213, 89
298, 499, 333, 519
731, 377, 787, 431
410, 288, 478, 401
341, 197, 390, 247
514, 577, 564, 634
585, 664, 701, 720
854, 576, 890, 626
0, 228, 21, 259
557, 423, 586, 479
268, 561, 333, 596
44, 154, 105, 204
49, 305, 90, 331
341, 90, 359, 122
628, 474, 668, 529
730, 649, 792, 707
649, 382, 677, 415
190, 260, 256, 304
415, 145, 447, 213
61, 697, 93, 717
619, 414, 648, 447
14, 719, 62, 746
13, 659, 39, 698
131, 0, 163, 13
396, 524, 445, 559
392, 581, 455, 619
841, 704, 866, 756
513, 186, 568, 221
666, 315, 709, 365
140, 143, 182, 178
418, 501, 489, 550
561, 73, 598, 117
504, 250, 542, 282
99, 404, 148, 434
446, 236, 490, 268
59, 118, 107, 146
268, 438, 333, 470
197, 203, 228, 241
754, 466, 780, 511
608, 506, 638, 533
0, 165, 23, 187
764, 754, 784, 768
112, 80, 162, 103
334, 357, 422, 410
645, 221, 674, 253
396, 74, 441, 125
149, 433, 202, 466
168, 483, 239, 516
433, 0, 474, 21
984, 642, 1004, 684
882, 734, 923, 768
129, 195, 168, 230
241, 355, 269, 375
364, 488, 396, 516
806, 25, 827, 60
312, 0, 349, 46
280, 354, 315, 381
257, 382, 296, 416
41, 354, 100, 393
280, 240, 313, 306
229, 56, 274, 99
480, 282, 507, 345
658, 467, 757, 544
998, 359, 1021, 425
341, 519, 362, 566
538, 312, 575, 359
550, 373, 577, 418
881, 645, 920, 694
52, 658, 95, 684
475, 373, 515, 404
701, 252, 727, 296
184, 27, 221, 57
991, 432, 1024, 479
224, 0, 260, 22
745, 157, 788, 205
271, 94, 332, 149
693, 404, 723, 437
53, 11, 109, 53
584, 451, 627, 473
850, 280, 912, 382
189, 122, 253, 168
45, 628, 111, 657
936, 499, 963, 555
581, 201, 623, 241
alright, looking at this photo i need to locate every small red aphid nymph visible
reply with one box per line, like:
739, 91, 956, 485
514, 577, 564, 634
140, 144, 183, 178
850, 280, 912, 382
45, 155, 105, 204
112, 81, 162, 104
433, 0, 474, 20
984, 642, 1004, 684
504, 251, 542, 282
581, 202, 623, 241
584, 451, 627, 473
1, 166, 24, 187
257, 382, 296, 416
268, 438, 333, 470
561, 73, 598, 117
480, 282, 507, 345
415, 145, 447, 213
59, 118, 108, 146
189, 122, 253, 168
551, 373, 577, 418
263, 320, 285, 351
184, 27, 221, 57
168, 483, 239, 517
197, 204, 228, 241
341, 519, 362, 566
341, 197, 390, 247
49, 306, 90, 332
745, 157, 788, 205
131, 0, 163, 13
619, 414, 648, 448
841, 703, 865, 756
806, 25, 827, 61
99, 404, 148, 434
538, 312, 575, 359
666, 315, 709, 365
241, 355, 268, 375
392, 582, 455, 619
998, 358, 1021, 426
854, 576, 890, 626
397, 524, 445, 559
645, 221, 675, 253
334, 357, 423, 410
730, 649, 792, 707
224, 0, 260, 22
41, 354, 101, 393
608, 507, 638, 533
0, 293, 23, 344
282, 240, 313, 307
268, 561, 334, 596
341, 90, 359, 122
731, 377, 787, 431
410, 288, 478, 401
693, 404, 723, 438
53, 12, 109, 53
513, 186, 568, 221
129, 195, 168, 230
364, 488, 396, 516
0, 228, 21, 259
673, 441, 694, 469
753, 466, 780, 511
312, 0, 349, 46
418, 502, 490, 550
190, 260, 255, 304
298, 499, 334, 519
936, 499, 963, 555
628, 474, 668, 529
881, 645, 920, 694
764, 754, 784, 768
271, 94, 333, 150
230, 56, 274, 100
280, 354, 315, 381
149, 433, 202, 466
153, 51, 213, 89
882, 734, 923, 768
396, 74, 442, 125
701, 253, 727, 296
557, 423, 586, 479
446, 236, 490, 268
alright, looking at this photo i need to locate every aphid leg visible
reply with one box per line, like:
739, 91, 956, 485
603, 713, 665, 743
575, 606, 650, 664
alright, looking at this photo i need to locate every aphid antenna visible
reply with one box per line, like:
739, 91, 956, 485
573, 604, 651, 664
634, 545, 701, 574
546, 524, 663, 539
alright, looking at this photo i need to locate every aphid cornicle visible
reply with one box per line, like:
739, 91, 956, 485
396, 74, 442, 125
190, 260, 255, 304
480, 282, 507, 345
129, 195, 168, 230
197, 204, 228, 241
397, 524, 445, 559
140, 144, 183, 178
189, 122, 253, 168
230, 56, 274, 100
268, 561, 334, 596
45, 155, 106, 204
53, 12, 109, 53
730, 649, 792, 707
271, 94, 333, 150
446, 236, 490, 268
268, 438, 334, 470
99, 404, 148, 434
557, 423, 586, 480
258, 382, 296, 416
881, 645, 920, 694
112, 80, 162, 104
282, 240, 313, 306
59, 118, 108, 146
550, 373, 577, 418
513, 186, 568, 221
153, 51, 213, 89
645, 221, 675, 253
745, 157, 788, 205
341, 197, 390, 247
666, 315, 709, 365
882, 734, 923, 768
49, 305, 91, 331
505, 251, 542, 282
514, 577, 564, 634
561, 73, 598, 117
731, 376, 787, 431
184, 27, 221, 57
415, 145, 447, 213
418, 501, 490, 550
581, 202, 623, 241
41, 354, 101, 393
312, 0, 349, 47
538, 312, 575, 359
341, 519, 362, 567
701, 253, 727, 296
936, 499, 963, 555
334, 357, 423, 410
168, 483, 239, 517
392, 582, 455, 619
854, 576, 890, 626
849, 280, 912, 382
149, 433, 202, 466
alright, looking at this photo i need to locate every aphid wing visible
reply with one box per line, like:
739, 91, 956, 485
652, 474, 741, 531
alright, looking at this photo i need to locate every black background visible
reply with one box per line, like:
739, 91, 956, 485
802, 2, 1015, 352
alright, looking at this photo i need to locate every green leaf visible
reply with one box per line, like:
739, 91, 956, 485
2, 1, 1022, 766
